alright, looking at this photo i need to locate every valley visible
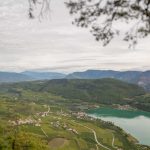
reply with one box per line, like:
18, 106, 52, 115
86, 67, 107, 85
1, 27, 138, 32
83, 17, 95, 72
0, 79, 150, 150
0, 70, 150, 92
0, 100, 149, 150
1, 0, 150, 149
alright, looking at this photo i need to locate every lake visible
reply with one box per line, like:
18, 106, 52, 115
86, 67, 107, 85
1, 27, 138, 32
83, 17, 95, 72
87, 107, 150, 146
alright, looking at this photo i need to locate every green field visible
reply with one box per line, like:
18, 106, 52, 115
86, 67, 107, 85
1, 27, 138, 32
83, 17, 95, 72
0, 79, 150, 150
0, 78, 149, 112
0, 98, 149, 150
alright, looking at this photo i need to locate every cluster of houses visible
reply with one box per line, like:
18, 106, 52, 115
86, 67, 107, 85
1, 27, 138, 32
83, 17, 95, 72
55, 109, 71, 117
9, 117, 41, 126
9, 105, 51, 127
117, 105, 131, 110
62, 123, 78, 134
36, 111, 49, 117
36, 106, 50, 117
67, 128, 78, 134
113, 104, 132, 110
50, 121, 78, 135
72, 111, 87, 119
51, 121, 60, 128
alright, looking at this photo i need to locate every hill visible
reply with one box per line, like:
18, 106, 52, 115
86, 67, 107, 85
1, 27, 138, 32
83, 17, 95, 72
66, 70, 142, 80
38, 79, 145, 104
0, 99, 146, 150
0, 71, 33, 83
0, 79, 149, 149
1, 78, 145, 105
66, 70, 118, 79
0, 70, 149, 91
0, 71, 66, 83
136, 71, 150, 91
22, 71, 66, 80
66, 70, 150, 91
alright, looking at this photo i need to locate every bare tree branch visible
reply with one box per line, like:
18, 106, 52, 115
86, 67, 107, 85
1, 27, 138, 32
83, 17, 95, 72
28, 0, 51, 20
65, 0, 150, 46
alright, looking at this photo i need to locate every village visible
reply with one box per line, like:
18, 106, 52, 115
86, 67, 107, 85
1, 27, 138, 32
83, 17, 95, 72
7, 104, 126, 150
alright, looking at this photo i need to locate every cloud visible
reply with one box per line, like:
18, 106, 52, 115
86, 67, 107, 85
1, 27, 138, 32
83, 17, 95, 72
0, 0, 149, 72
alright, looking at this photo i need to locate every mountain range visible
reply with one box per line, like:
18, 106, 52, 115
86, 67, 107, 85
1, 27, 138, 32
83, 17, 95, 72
0, 72, 33, 83
22, 71, 66, 80
0, 71, 66, 83
0, 70, 149, 91
66, 70, 150, 91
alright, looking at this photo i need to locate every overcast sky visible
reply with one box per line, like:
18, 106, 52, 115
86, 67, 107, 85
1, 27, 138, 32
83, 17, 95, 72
0, 0, 150, 73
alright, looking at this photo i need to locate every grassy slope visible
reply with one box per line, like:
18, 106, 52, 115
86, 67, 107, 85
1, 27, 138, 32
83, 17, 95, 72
0, 99, 148, 150
39, 79, 145, 104
0, 81, 149, 149
130, 94, 150, 112
0, 78, 145, 105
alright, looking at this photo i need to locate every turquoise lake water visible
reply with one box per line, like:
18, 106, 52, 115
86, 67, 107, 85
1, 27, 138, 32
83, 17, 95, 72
87, 107, 150, 146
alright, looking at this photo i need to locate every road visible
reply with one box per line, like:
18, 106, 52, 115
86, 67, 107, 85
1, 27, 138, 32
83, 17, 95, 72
41, 127, 48, 138
73, 121, 112, 150
112, 134, 118, 149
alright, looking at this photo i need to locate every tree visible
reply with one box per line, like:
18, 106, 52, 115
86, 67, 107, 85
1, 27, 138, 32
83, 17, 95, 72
29, 0, 150, 46
66, 0, 150, 46
28, 0, 51, 20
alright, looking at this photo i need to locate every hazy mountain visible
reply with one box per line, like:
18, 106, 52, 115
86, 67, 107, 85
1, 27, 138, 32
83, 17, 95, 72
136, 71, 150, 91
66, 70, 118, 79
114, 71, 142, 82
22, 71, 66, 80
66, 70, 150, 91
0, 71, 66, 83
0, 72, 33, 83
0, 70, 149, 91
66, 70, 143, 81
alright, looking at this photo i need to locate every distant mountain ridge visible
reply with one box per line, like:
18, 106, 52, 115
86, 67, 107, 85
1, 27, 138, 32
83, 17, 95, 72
66, 70, 142, 80
22, 71, 66, 80
0, 72, 33, 83
0, 71, 66, 83
66, 70, 118, 79
0, 70, 149, 91
66, 70, 150, 91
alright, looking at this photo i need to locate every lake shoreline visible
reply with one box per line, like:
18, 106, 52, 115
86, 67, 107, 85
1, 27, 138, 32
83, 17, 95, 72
87, 107, 150, 146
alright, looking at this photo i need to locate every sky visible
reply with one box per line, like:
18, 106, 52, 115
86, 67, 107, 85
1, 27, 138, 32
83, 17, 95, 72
0, 0, 150, 73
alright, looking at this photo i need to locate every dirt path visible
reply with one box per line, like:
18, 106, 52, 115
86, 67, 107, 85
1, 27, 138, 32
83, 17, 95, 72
41, 127, 48, 137
73, 121, 111, 150
112, 134, 118, 149
96, 144, 99, 150
39, 106, 50, 138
